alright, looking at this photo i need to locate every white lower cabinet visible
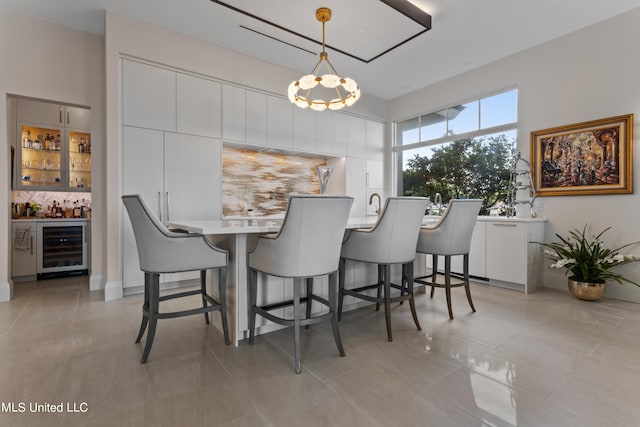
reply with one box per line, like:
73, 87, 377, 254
11, 222, 37, 280
424, 218, 545, 293
485, 219, 545, 292
122, 126, 221, 291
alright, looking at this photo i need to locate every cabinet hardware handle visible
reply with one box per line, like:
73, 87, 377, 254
493, 223, 517, 227
366, 172, 370, 186
165, 192, 170, 222
59, 106, 63, 124
66, 108, 70, 125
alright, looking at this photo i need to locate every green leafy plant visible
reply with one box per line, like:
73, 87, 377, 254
540, 225, 640, 286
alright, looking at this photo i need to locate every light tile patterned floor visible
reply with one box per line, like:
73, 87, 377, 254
1, 276, 640, 426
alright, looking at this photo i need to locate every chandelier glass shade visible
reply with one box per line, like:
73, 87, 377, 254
288, 8, 360, 111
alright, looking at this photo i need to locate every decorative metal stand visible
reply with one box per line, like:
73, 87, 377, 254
506, 151, 537, 218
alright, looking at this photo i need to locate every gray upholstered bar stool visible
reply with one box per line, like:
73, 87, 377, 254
248, 195, 353, 374
414, 199, 483, 320
122, 194, 230, 363
339, 197, 429, 342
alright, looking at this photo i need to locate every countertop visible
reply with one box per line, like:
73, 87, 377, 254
168, 214, 545, 235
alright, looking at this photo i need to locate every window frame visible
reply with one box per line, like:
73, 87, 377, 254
392, 88, 518, 196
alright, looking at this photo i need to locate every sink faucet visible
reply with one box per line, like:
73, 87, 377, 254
434, 192, 442, 215
369, 193, 381, 216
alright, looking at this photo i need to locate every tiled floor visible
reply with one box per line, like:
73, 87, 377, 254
2, 276, 640, 426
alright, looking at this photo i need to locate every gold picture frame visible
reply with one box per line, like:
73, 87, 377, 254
531, 114, 633, 196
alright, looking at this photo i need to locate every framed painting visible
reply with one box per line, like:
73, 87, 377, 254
531, 114, 633, 196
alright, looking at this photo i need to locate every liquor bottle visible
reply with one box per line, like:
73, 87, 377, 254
78, 137, 85, 153
55, 134, 61, 151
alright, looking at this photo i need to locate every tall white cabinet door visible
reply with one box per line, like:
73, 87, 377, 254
222, 85, 246, 142
346, 116, 367, 158
346, 157, 367, 217
246, 91, 267, 145
122, 59, 176, 131
331, 112, 348, 156
122, 126, 164, 289
267, 96, 293, 149
177, 74, 221, 138
366, 159, 384, 189
366, 120, 385, 161
293, 107, 317, 152
164, 132, 221, 222
316, 110, 333, 154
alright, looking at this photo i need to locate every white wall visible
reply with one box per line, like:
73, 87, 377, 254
103, 12, 389, 299
390, 7, 640, 302
0, 11, 105, 300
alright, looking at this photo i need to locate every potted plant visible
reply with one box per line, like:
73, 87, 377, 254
539, 225, 640, 300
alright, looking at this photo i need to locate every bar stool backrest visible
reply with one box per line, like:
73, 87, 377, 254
418, 199, 483, 255
248, 195, 354, 278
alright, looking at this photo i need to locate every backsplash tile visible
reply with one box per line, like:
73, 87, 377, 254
222, 147, 325, 217
12, 191, 91, 210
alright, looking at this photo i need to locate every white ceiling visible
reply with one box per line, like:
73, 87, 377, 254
2, 0, 640, 100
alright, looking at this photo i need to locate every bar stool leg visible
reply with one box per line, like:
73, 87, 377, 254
305, 277, 313, 329
248, 268, 258, 344
376, 264, 383, 311
383, 265, 393, 342
445, 256, 454, 320
328, 272, 345, 357
293, 278, 302, 374
136, 272, 150, 343
406, 262, 422, 331
338, 258, 346, 321
141, 273, 160, 363
201, 270, 210, 325
218, 267, 231, 345
430, 254, 437, 298
463, 254, 476, 313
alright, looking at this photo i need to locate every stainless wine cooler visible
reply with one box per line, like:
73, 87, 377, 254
37, 221, 88, 279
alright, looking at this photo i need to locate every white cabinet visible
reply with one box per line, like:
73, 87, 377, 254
293, 107, 317, 152
14, 98, 92, 192
177, 73, 221, 138
346, 157, 367, 216
330, 112, 348, 156
346, 116, 367, 158
122, 59, 176, 131
11, 222, 37, 280
122, 126, 221, 289
366, 120, 385, 161
422, 218, 544, 293
485, 220, 544, 292
246, 91, 267, 145
16, 98, 90, 130
366, 159, 384, 189
267, 96, 293, 149
222, 84, 246, 142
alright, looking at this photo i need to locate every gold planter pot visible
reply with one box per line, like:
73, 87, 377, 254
568, 277, 606, 301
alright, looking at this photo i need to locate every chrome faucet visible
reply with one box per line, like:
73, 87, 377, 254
434, 192, 442, 215
369, 192, 381, 216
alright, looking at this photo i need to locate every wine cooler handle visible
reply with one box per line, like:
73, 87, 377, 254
30, 236, 34, 255
158, 191, 162, 223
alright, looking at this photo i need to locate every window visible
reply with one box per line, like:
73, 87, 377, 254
394, 89, 517, 214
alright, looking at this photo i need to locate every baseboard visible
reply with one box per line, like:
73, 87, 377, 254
0, 281, 13, 302
104, 280, 123, 301
89, 274, 105, 291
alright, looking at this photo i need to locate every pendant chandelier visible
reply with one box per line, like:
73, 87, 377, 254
287, 7, 361, 111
